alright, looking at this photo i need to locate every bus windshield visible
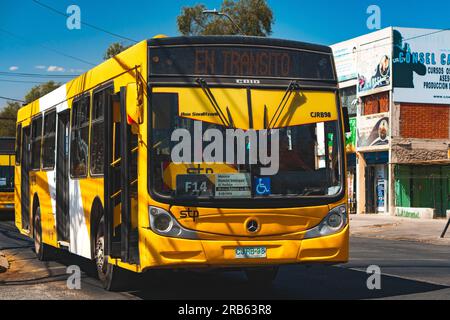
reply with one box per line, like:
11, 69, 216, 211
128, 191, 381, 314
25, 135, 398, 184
149, 86, 343, 202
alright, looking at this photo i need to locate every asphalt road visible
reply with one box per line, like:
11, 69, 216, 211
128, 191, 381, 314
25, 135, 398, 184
1, 215, 450, 300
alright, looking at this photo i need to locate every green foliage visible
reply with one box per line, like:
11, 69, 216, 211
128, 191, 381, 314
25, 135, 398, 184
0, 81, 60, 137
103, 42, 130, 60
25, 81, 60, 104
0, 101, 20, 137
177, 0, 274, 36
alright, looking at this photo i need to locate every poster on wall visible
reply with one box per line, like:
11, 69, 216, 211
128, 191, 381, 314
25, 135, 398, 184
332, 40, 358, 83
357, 112, 389, 150
357, 28, 392, 96
345, 117, 357, 153
393, 28, 450, 104
376, 179, 386, 212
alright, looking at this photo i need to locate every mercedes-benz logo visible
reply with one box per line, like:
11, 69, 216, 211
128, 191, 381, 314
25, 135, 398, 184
246, 220, 259, 233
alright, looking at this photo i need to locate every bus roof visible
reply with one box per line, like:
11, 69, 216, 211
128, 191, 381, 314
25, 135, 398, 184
147, 36, 333, 54
16, 36, 334, 123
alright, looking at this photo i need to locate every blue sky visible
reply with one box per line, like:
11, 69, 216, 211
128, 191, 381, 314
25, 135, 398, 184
1, 0, 449, 108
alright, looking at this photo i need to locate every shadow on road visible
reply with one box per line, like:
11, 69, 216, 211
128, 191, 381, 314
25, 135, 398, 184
124, 265, 448, 300
1, 220, 448, 300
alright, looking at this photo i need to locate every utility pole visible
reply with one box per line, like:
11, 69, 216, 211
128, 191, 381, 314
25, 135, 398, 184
202, 9, 244, 35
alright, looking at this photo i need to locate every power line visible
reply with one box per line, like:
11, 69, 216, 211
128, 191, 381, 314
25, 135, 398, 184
0, 96, 25, 103
401, 28, 450, 43
0, 28, 96, 66
32, 0, 138, 44
0, 79, 49, 84
334, 28, 450, 58
0, 71, 79, 78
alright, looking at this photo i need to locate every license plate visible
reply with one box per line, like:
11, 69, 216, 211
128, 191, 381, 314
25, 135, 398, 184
235, 247, 267, 259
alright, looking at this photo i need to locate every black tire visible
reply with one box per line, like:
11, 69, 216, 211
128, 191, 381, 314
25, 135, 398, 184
245, 266, 279, 287
94, 217, 127, 291
33, 206, 54, 261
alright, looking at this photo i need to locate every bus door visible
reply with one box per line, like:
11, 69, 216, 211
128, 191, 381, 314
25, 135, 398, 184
104, 87, 139, 264
21, 126, 31, 231
56, 110, 70, 244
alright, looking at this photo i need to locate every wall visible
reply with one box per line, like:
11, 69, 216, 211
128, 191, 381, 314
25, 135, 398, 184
391, 139, 449, 163
400, 104, 449, 139
390, 103, 450, 164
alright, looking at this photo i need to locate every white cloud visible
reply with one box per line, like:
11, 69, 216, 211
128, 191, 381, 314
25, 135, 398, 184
47, 66, 65, 72
9, 66, 19, 71
35, 65, 46, 70
69, 68, 85, 74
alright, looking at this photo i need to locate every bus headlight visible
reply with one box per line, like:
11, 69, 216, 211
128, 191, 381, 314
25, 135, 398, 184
303, 205, 348, 239
149, 206, 198, 240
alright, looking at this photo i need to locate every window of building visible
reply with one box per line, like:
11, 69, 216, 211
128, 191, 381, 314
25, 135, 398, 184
70, 95, 90, 178
339, 86, 357, 116
90, 87, 113, 175
362, 91, 390, 115
31, 116, 43, 170
42, 110, 56, 170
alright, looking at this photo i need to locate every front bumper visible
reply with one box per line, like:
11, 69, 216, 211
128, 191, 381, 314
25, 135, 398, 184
139, 225, 349, 271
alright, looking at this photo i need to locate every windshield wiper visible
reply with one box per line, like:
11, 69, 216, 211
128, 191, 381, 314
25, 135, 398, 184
196, 78, 234, 129
267, 80, 300, 129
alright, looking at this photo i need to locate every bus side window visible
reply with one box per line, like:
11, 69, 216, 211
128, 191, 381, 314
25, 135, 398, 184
90, 87, 113, 176
15, 124, 22, 165
70, 95, 91, 178
42, 111, 56, 170
31, 115, 43, 170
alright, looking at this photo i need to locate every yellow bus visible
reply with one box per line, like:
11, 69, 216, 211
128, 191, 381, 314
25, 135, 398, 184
15, 36, 350, 290
0, 137, 15, 212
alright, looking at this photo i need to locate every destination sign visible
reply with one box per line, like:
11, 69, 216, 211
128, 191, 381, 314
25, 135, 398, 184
149, 46, 335, 80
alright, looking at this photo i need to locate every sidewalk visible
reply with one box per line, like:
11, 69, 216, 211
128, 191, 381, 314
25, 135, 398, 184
0, 252, 8, 273
350, 214, 450, 246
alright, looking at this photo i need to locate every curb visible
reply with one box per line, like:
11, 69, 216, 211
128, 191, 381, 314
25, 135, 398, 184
0, 252, 9, 273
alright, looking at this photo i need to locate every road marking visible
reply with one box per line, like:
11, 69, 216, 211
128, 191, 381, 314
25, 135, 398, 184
341, 266, 450, 288
24, 266, 68, 273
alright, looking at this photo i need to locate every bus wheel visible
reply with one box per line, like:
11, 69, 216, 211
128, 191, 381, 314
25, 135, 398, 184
245, 266, 279, 287
33, 206, 53, 261
94, 217, 126, 291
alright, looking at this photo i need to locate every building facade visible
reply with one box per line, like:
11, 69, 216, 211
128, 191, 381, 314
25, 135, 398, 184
332, 27, 450, 219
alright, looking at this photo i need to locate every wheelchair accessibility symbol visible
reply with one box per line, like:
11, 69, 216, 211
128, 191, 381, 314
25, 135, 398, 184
255, 178, 271, 196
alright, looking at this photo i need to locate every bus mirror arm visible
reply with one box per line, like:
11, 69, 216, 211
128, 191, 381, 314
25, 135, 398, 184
125, 83, 143, 130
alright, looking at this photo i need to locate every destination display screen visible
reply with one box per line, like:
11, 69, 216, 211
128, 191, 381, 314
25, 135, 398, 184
149, 46, 335, 80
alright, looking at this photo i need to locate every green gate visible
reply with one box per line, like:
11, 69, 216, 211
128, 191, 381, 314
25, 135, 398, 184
395, 165, 449, 218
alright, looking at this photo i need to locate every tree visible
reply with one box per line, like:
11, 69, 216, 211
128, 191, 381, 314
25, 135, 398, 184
25, 81, 60, 104
177, 0, 274, 37
0, 101, 20, 136
104, 42, 130, 60
0, 81, 60, 136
